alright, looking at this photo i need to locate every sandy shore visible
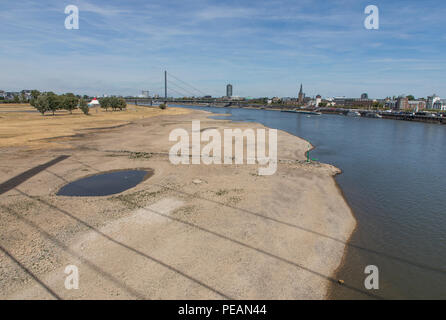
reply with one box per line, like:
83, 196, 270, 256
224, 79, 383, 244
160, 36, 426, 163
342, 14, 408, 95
0, 105, 356, 299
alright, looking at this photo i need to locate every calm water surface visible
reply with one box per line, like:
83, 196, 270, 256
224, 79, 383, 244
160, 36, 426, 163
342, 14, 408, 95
57, 170, 151, 196
175, 105, 446, 299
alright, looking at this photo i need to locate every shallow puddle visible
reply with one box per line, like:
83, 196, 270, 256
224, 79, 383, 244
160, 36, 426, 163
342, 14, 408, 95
57, 169, 153, 196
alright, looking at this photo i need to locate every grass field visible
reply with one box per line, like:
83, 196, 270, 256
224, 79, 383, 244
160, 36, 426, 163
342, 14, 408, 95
0, 103, 190, 149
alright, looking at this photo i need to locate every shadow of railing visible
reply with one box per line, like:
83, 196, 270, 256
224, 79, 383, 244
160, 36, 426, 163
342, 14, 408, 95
0, 244, 61, 300
13, 189, 231, 299
117, 195, 384, 300
68, 158, 445, 298
15, 187, 380, 300
154, 183, 446, 276
0, 156, 70, 195
6, 155, 444, 300
69, 158, 446, 275
1, 204, 147, 299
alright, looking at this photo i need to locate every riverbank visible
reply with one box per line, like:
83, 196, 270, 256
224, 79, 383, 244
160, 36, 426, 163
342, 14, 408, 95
0, 108, 356, 299
171, 102, 446, 125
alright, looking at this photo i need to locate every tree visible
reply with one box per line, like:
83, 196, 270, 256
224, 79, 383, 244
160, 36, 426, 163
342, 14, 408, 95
407, 95, 415, 101
99, 97, 110, 111
109, 97, 119, 111
79, 98, 89, 115
46, 92, 61, 115
118, 98, 127, 110
13, 95, 20, 103
20, 92, 27, 103
31, 90, 40, 100
61, 94, 79, 114
34, 94, 49, 115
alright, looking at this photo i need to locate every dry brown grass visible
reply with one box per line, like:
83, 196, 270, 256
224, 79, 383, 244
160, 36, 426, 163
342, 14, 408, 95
0, 103, 190, 149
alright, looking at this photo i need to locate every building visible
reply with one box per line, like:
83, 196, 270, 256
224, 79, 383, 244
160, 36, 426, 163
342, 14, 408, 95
282, 97, 297, 105
361, 93, 369, 99
325, 97, 336, 107
385, 100, 397, 110
426, 94, 441, 109
5, 92, 20, 100
315, 95, 322, 107
141, 90, 149, 98
226, 84, 233, 98
333, 97, 374, 109
408, 100, 426, 111
396, 96, 409, 110
433, 99, 446, 111
21, 90, 32, 101
298, 84, 305, 105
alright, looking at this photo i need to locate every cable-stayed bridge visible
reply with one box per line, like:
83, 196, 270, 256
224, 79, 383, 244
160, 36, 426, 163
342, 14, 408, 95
125, 71, 241, 105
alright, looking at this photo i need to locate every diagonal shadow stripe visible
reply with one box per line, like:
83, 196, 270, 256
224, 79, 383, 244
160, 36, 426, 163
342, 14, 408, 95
116, 196, 384, 300
0, 155, 70, 195
14, 189, 232, 300
67, 158, 445, 297
16, 186, 381, 299
154, 183, 446, 276
0, 204, 147, 300
70, 158, 446, 276
0, 244, 61, 300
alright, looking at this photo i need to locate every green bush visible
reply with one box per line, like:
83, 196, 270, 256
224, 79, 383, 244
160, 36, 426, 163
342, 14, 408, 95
99, 97, 127, 111
159, 103, 167, 110
33, 94, 50, 115
118, 98, 127, 110
61, 94, 79, 114
79, 98, 89, 115
46, 92, 62, 115
99, 97, 110, 111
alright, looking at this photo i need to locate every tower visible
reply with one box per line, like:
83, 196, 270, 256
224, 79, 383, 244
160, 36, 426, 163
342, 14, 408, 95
164, 70, 167, 100
298, 84, 304, 104
226, 84, 233, 97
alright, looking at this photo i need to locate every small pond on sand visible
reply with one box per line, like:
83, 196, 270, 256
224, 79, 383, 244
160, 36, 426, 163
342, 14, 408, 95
56, 169, 153, 197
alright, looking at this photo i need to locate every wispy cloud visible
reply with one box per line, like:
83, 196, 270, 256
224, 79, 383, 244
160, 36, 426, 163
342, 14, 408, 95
0, 0, 446, 98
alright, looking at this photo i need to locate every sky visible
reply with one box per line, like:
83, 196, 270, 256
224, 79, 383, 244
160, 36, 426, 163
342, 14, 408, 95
1, 0, 446, 98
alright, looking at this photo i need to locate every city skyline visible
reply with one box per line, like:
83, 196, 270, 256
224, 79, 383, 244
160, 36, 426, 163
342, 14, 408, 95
1, 0, 446, 97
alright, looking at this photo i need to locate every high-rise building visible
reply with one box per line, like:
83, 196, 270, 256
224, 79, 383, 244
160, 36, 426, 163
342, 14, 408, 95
141, 90, 149, 98
298, 84, 304, 104
226, 84, 233, 97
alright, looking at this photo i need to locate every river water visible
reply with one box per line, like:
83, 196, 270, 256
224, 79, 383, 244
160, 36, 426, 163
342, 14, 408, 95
174, 105, 446, 299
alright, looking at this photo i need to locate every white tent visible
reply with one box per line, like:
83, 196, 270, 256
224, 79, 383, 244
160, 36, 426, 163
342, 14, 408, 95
88, 98, 100, 106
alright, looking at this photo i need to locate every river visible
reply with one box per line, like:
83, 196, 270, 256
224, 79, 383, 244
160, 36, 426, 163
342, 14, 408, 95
172, 105, 446, 299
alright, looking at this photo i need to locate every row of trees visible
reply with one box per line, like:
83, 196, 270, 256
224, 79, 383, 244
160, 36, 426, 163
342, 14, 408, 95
30, 92, 89, 115
98, 97, 127, 111
29, 93, 127, 116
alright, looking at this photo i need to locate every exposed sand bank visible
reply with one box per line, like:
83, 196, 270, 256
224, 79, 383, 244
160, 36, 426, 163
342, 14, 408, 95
0, 108, 356, 299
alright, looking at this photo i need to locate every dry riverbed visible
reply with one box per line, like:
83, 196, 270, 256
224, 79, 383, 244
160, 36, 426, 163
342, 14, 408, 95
0, 105, 356, 299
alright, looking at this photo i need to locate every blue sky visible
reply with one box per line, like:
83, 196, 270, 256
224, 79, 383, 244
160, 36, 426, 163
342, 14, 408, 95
1, 0, 446, 98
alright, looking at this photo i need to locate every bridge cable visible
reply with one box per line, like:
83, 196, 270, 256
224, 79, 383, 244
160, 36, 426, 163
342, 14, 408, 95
166, 72, 209, 97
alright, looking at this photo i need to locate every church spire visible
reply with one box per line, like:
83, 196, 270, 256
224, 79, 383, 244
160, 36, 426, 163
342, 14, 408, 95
298, 83, 304, 104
